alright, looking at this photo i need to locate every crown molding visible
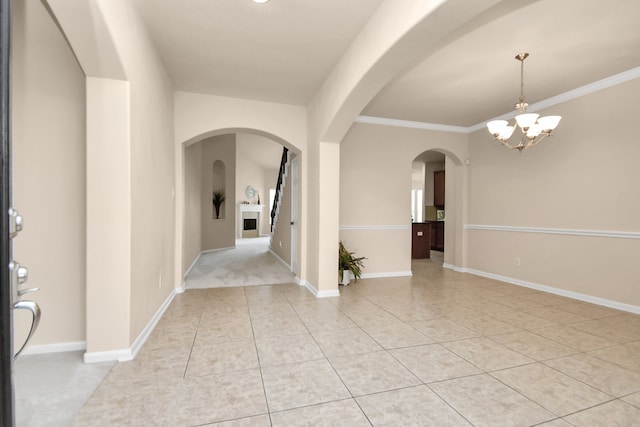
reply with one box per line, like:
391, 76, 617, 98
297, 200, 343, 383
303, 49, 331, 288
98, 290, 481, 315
357, 67, 640, 134
354, 116, 468, 133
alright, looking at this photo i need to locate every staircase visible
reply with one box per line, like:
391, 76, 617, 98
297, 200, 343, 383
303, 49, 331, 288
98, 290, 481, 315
270, 147, 290, 233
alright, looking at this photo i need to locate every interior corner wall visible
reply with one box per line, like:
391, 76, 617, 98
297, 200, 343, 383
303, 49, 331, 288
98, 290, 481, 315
466, 77, 640, 308
11, 0, 86, 348
339, 123, 468, 276
94, 0, 177, 345
304, 137, 321, 289
201, 135, 236, 250
183, 142, 202, 276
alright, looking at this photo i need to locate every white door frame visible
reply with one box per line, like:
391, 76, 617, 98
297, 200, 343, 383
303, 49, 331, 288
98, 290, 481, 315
290, 156, 298, 274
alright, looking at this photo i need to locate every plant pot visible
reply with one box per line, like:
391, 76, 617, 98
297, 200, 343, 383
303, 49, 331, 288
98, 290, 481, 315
340, 270, 351, 286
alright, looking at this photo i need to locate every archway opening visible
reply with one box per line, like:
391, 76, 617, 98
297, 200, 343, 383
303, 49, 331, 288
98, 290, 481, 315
409, 148, 464, 272
411, 150, 446, 264
179, 128, 303, 289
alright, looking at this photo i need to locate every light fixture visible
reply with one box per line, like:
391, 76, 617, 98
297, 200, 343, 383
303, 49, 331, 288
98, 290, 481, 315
253, 0, 270, 3
487, 53, 561, 152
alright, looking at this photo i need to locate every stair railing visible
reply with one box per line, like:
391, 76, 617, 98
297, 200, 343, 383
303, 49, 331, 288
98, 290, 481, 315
271, 147, 289, 231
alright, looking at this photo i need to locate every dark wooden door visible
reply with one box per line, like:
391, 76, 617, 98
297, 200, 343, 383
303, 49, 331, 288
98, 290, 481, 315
1, 0, 15, 424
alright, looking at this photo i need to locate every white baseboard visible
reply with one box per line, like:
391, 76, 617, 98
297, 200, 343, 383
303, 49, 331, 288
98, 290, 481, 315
84, 287, 178, 363
443, 263, 465, 273
22, 341, 86, 356
299, 279, 340, 298
183, 252, 202, 278
360, 271, 413, 279
444, 264, 640, 315
269, 248, 291, 271
202, 246, 235, 253
83, 349, 132, 364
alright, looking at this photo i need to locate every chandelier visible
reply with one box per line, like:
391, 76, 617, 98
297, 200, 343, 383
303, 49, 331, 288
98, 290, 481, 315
486, 53, 561, 151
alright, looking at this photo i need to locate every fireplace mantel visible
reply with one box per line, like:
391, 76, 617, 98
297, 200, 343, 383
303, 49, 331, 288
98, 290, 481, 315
238, 204, 265, 238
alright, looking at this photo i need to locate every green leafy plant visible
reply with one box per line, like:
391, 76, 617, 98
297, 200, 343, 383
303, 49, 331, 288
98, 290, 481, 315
212, 190, 225, 219
339, 241, 366, 283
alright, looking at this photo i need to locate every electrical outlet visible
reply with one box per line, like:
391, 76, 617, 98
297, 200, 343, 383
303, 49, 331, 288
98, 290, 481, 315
515, 257, 521, 266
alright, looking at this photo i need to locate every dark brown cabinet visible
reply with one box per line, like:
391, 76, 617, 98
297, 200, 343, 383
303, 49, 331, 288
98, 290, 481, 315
411, 223, 432, 259
434, 170, 445, 208
432, 221, 444, 251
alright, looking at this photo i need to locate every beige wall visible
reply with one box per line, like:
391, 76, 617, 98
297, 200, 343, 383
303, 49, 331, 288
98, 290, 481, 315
85, 77, 132, 352
183, 143, 202, 276
339, 123, 468, 276
116, 5, 176, 346
91, 0, 177, 348
466, 78, 640, 308
201, 135, 236, 250
44, 0, 178, 355
12, 0, 86, 348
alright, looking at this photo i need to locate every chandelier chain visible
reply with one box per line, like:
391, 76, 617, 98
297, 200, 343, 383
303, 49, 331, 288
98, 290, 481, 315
520, 58, 525, 104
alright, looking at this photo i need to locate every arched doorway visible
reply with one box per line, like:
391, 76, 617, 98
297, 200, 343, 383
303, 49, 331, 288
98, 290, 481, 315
409, 148, 465, 273
178, 128, 303, 289
411, 150, 446, 264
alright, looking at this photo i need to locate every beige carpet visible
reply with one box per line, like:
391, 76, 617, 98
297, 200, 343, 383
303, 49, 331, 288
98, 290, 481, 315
185, 238, 296, 289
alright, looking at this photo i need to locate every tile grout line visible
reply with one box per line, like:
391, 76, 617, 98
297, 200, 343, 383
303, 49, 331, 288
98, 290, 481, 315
182, 307, 205, 380
243, 286, 274, 427
282, 289, 375, 426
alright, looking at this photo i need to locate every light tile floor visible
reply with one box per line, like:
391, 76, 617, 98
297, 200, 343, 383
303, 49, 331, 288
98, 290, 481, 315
71, 258, 640, 426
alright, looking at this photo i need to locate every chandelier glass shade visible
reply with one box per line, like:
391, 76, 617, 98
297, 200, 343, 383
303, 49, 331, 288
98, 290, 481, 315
487, 53, 561, 151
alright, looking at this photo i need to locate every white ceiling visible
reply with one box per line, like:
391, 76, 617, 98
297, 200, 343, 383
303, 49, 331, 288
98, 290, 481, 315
363, 0, 640, 126
236, 133, 283, 170
133, 0, 640, 128
132, 0, 384, 105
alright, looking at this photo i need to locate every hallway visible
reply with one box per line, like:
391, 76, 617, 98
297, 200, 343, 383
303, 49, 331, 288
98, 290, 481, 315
185, 238, 296, 289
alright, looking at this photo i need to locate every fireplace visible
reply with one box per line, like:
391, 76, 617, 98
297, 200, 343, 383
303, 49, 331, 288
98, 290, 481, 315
238, 204, 263, 238
243, 218, 257, 231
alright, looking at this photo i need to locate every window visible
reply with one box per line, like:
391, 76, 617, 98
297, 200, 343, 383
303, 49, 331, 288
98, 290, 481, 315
411, 189, 423, 222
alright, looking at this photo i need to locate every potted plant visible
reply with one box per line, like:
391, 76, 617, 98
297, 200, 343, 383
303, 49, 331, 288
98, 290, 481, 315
338, 241, 366, 286
212, 190, 225, 219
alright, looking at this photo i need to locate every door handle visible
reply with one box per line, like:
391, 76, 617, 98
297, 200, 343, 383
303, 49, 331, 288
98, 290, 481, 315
13, 300, 41, 360
8, 207, 24, 238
